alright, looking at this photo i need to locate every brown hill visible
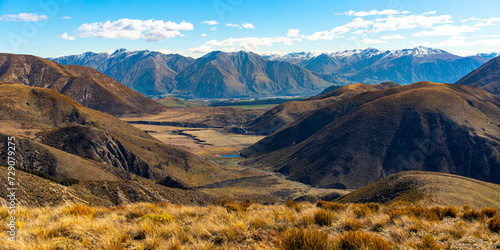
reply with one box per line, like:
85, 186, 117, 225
0, 53, 166, 117
241, 82, 500, 189
0, 84, 235, 204
456, 56, 500, 95
244, 82, 399, 135
336, 171, 500, 210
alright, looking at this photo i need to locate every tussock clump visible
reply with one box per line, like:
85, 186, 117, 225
285, 200, 302, 212
62, 204, 96, 218
249, 217, 267, 231
340, 218, 362, 231
224, 201, 252, 213
417, 234, 440, 250
138, 213, 174, 223
488, 214, 500, 233
366, 203, 381, 212
279, 227, 332, 250
336, 231, 391, 250
388, 205, 440, 221
481, 207, 498, 218
461, 210, 485, 221
430, 206, 458, 220
314, 209, 334, 226
316, 201, 346, 211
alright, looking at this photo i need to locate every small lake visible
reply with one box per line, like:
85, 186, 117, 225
219, 154, 239, 158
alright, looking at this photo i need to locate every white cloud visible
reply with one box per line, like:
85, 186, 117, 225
0, 13, 48, 22
226, 23, 241, 29
352, 29, 367, 34
153, 49, 173, 54
470, 17, 500, 27
201, 33, 207, 37
242, 22, 255, 29
201, 20, 219, 25
371, 14, 452, 32
417, 37, 500, 47
225, 22, 255, 29
205, 36, 296, 50
423, 11, 437, 15
360, 38, 387, 44
210, 27, 217, 31
412, 24, 477, 37
337, 9, 409, 17
187, 45, 214, 54
286, 29, 300, 38
306, 17, 373, 41
58, 33, 76, 41
62, 16, 72, 20
380, 34, 406, 40
76, 18, 193, 41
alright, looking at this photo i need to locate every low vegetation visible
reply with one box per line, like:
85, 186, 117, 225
1, 201, 499, 249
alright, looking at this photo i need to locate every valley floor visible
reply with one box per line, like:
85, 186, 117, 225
1, 201, 499, 249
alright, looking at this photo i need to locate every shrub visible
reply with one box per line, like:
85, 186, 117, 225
461, 210, 485, 221
488, 214, 500, 233
138, 213, 174, 223
314, 209, 334, 226
63, 204, 96, 218
285, 200, 302, 212
336, 231, 391, 250
481, 207, 498, 218
462, 204, 471, 211
417, 234, 440, 250
316, 201, 346, 211
279, 227, 332, 250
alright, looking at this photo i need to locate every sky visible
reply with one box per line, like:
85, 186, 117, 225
1, 0, 500, 58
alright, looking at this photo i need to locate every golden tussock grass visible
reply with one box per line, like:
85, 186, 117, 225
0, 201, 499, 249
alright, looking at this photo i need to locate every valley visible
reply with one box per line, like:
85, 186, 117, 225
121, 106, 346, 203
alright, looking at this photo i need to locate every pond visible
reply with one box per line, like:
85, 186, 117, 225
219, 154, 239, 158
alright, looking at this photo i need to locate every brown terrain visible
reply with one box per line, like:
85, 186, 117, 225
241, 82, 500, 189
244, 82, 399, 135
456, 55, 500, 95
0, 53, 166, 117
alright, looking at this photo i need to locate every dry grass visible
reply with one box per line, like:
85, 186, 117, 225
1, 202, 499, 249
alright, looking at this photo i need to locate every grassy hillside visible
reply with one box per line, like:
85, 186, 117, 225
337, 171, 500, 210
242, 82, 500, 188
1, 200, 499, 249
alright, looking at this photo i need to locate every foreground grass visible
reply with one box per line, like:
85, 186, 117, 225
0, 201, 499, 249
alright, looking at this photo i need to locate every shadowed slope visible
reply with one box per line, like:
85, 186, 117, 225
244, 82, 399, 135
241, 82, 500, 188
456, 56, 500, 95
0, 84, 232, 187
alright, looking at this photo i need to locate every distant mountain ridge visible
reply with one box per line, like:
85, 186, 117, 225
50, 47, 498, 98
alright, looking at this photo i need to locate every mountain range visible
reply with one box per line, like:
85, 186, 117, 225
241, 82, 500, 189
49, 47, 498, 99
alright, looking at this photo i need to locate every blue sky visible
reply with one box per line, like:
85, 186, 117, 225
1, 0, 500, 58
